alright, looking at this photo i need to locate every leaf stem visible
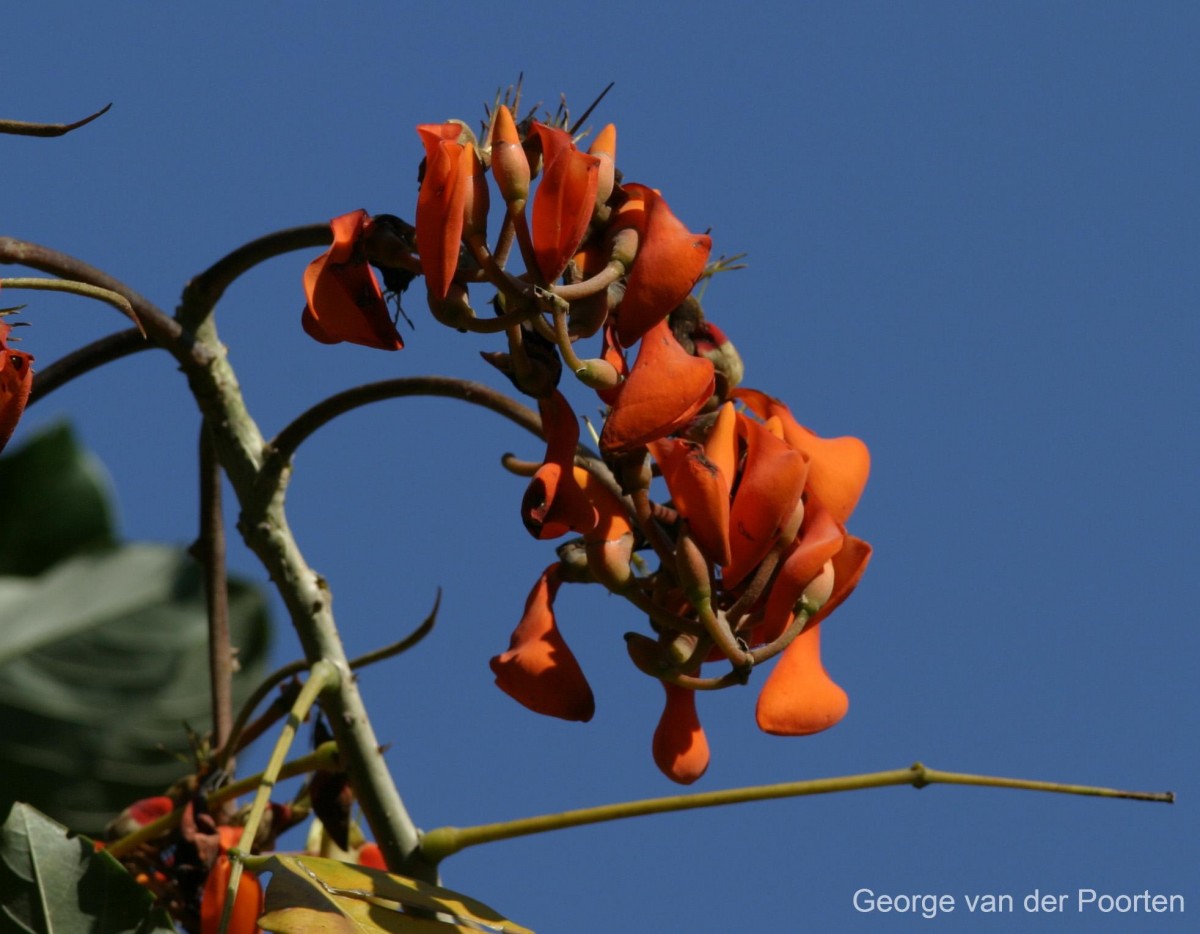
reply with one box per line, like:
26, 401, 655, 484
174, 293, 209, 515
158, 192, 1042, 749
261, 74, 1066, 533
221, 661, 340, 934
199, 421, 234, 758
418, 762, 1174, 864
0, 276, 144, 333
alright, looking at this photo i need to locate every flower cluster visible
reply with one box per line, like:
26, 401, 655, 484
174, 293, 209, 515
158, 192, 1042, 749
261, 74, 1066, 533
301, 93, 871, 784
0, 303, 34, 454
101, 794, 272, 934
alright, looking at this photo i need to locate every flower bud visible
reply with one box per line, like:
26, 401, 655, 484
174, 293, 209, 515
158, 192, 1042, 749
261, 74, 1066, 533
574, 357, 622, 390
490, 104, 530, 207
588, 123, 617, 220
586, 531, 634, 592
799, 559, 836, 615
693, 320, 744, 392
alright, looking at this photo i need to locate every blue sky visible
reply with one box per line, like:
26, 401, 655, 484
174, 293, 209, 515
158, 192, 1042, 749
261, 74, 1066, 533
5, 3, 1196, 931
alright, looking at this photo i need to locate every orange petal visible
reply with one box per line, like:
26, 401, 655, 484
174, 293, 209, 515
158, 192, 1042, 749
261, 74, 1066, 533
735, 388, 869, 524
599, 319, 715, 453
703, 401, 739, 484
301, 211, 403, 350
653, 683, 710, 784
754, 496, 844, 644
415, 124, 468, 299
754, 620, 848, 736
530, 123, 600, 283
755, 535, 872, 736
723, 414, 809, 589
521, 392, 598, 539
612, 184, 711, 346
201, 856, 263, 934
490, 564, 595, 722
648, 437, 732, 567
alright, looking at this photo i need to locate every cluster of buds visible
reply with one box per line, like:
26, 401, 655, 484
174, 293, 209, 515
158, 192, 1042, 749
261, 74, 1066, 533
300, 91, 871, 784
0, 299, 34, 454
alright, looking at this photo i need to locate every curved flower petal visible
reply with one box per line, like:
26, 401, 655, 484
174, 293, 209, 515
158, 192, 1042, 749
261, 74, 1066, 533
599, 319, 714, 453
301, 211, 403, 350
530, 122, 600, 283
521, 392, 598, 539
416, 123, 468, 300
611, 183, 712, 346
648, 437, 732, 567
753, 495, 844, 644
490, 564, 595, 722
703, 400, 739, 484
723, 414, 809, 589
735, 388, 869, 524
653, 683, 710, 784
754, 620, 847, 737
755, 535, 872, 736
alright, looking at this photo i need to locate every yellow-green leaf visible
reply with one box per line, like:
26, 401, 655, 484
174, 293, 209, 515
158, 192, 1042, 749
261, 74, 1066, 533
257, 854, 533, 934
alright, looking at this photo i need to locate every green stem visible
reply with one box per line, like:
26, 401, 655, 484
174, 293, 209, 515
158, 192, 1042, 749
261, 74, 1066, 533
221, 661, 340, 934
419, 763, 1174, 864
0, 276, 143, 332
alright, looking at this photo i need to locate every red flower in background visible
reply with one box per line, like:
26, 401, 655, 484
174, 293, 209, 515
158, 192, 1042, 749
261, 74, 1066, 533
301, 211, 403, 350
0, 315, 34, 454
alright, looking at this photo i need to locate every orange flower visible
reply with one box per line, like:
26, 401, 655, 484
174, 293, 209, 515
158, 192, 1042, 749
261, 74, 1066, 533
722, 413, 809, 589
648, 436, 732, 568
755, 535, 872, 736
652, 682, 710, 784
415, 122, 470, 300
529, 122, 600, 284
598, 319, 714, 453
521, 391, 598, 539
201, 855, 263, 934
491, 563, 595, 722
301, 211, 403, 350
609, 184, 711, 346
0, 318, 34, 454
735, 388, 870, 525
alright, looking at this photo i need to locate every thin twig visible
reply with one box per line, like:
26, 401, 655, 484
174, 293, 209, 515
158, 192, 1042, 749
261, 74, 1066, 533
0, 103, 112, 137
29, 328, 150, 403
419, 762, 1174, 864
199, 420, 234, 755
216, 592, 441, 769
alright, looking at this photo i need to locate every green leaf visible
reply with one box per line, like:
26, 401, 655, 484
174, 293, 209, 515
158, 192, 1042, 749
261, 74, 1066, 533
0, 423, 118, 577
257, 854, 534, 934
0, 543, 271, 834
0, 802, 177, 933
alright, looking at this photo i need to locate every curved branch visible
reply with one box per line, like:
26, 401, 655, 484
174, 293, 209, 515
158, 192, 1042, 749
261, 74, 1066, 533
261, 376, 544, 493
0, 237, 195, 358
177, 223, 331, 329
1, 276, 144, 332
0, 103, 112, 137
29, 328, 150, 403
